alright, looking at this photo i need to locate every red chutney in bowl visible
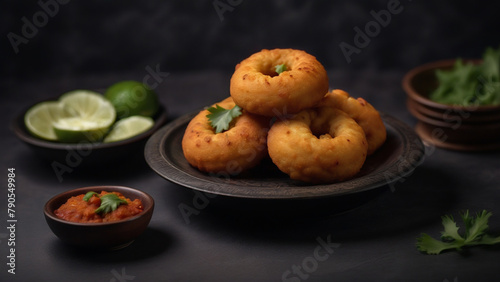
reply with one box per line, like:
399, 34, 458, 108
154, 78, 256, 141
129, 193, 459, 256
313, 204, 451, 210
54, 191, 143, 223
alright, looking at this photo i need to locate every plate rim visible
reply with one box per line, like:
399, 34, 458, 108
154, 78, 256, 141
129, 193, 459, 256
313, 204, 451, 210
145, 111, 425, 199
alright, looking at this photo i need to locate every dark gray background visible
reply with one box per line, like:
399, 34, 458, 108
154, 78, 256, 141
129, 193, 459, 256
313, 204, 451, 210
2, 1, 500, 282
2, 0, 499, 80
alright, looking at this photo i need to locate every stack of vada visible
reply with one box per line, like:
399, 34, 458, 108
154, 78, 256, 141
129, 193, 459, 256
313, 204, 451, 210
182, 48, 386, 184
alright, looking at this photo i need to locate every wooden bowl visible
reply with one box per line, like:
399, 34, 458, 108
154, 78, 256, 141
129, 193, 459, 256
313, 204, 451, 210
402, 59, 500, 151
44, 185, 154, 250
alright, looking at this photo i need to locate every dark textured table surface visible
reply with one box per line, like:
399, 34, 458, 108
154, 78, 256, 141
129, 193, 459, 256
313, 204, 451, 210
2, 69, 500, 281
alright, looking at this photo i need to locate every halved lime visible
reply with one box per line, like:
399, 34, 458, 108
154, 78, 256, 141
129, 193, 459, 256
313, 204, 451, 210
24, 90, 116, 143
54, 90, 116, 142
104, 81, 159, 119
103, 116, 154, 143
24, 101, 72, 141
53, 118, 111, 143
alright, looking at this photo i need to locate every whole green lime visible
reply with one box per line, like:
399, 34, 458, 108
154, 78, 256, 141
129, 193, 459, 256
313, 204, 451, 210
104, 81, 159, 119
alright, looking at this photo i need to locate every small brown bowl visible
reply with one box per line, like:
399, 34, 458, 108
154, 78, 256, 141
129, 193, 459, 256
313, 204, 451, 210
44, 185, 154, 250
403, 59, 500, 151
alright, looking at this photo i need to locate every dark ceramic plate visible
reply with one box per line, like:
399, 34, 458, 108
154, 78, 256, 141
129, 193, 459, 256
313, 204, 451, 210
145, 111, 425, 200
11, 99, 168, 167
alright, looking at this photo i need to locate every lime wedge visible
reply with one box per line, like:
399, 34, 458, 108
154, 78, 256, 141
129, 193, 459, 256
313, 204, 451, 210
53, 118, 111, 143
24, 90, 116, 143
103, 116, 154, 143
53, 90, 116, 142
24, 101, 73, 141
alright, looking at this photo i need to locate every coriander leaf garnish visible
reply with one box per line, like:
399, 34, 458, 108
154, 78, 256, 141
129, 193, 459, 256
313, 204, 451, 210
83, 191, 98, 201
416, 210, 500, 254
94, 194, 128, 214
83, 191, 128, 214
275, 64, 287, 74
206, 104, 242, 133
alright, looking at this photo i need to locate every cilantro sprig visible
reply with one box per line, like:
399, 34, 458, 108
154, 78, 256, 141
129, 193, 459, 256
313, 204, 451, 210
206, 104, 242, 133
83, 191, 128, 215
416, 210, 500, 255
275, 64, 287, 74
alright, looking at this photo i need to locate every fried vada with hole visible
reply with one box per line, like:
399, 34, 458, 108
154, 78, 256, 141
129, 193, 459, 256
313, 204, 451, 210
267, 107, 368, 183
318, 89, 386, 155
230, 48, 329, 117
182, 97, 269, 175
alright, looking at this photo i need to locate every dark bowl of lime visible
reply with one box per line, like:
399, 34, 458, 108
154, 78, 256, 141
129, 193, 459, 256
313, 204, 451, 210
403, 46, 500, 151
12, 81, 168, 169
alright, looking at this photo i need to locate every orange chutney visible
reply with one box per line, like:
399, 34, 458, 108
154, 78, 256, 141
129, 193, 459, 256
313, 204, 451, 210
54, 191, 144, 223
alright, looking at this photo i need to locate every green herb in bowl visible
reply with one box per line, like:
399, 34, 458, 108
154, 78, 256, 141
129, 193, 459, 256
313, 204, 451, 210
430, 46, 500, 106
83, 191, 128, 214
